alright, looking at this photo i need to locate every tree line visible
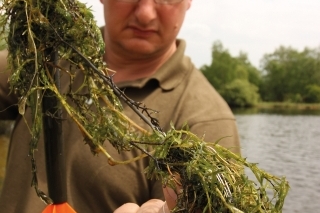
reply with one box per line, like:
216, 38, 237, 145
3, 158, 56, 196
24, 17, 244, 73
201, 41, 320, 107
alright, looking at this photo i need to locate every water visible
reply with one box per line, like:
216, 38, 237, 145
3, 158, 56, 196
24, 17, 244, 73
235, 110, 320, 213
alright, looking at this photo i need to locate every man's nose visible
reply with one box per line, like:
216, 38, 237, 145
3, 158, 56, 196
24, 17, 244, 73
134, 0, 157, 26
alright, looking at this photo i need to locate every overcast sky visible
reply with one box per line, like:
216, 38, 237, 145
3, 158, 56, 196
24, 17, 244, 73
79, 0, 320, 69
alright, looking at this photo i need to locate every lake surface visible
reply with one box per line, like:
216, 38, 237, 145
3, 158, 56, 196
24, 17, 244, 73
234, 110, 320, 213
1, 111, 320, 212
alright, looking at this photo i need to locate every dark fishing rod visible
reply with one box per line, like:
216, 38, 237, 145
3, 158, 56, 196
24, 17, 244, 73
42, 48, 67, 204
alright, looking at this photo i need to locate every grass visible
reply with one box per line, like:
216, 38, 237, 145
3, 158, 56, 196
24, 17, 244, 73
232, 102, 320, 115
256, 102, 320, 110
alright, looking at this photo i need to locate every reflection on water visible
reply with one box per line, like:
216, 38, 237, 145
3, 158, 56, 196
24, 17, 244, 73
235, 109, 320, 213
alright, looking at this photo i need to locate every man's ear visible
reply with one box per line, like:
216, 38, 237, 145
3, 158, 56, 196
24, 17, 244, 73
187, 0, 192, 10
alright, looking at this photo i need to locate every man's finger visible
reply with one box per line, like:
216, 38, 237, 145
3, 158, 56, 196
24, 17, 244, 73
162, 170, 183, 211
113, 203, 140, 213
138, 199, 164, 213
162, 186, 177, 210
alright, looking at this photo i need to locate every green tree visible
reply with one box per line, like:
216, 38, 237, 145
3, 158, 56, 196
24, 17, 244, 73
220, 79, 260, 107
305, 84, 320, 103
260, 46, 320, 103
201, 41, 238, 90
201, 41, 261, 107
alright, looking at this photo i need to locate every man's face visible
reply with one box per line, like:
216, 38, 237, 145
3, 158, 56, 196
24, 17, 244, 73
100, 0, 191, 59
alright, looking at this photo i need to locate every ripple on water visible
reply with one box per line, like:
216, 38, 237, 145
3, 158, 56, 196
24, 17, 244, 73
235, 113, 320, 213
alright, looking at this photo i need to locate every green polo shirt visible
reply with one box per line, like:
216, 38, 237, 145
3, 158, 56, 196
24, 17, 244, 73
0, 39, 240, 212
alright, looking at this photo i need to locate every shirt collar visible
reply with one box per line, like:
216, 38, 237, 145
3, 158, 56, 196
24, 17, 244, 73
117, 39, 193, 91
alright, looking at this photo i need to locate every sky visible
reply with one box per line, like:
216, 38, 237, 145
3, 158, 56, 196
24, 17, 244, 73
79, 0, 320, 69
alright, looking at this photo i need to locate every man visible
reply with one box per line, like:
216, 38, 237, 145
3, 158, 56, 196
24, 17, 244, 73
0, 0, 240, 212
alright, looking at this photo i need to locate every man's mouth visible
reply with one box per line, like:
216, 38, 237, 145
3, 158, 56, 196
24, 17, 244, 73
129, 26, 157, 38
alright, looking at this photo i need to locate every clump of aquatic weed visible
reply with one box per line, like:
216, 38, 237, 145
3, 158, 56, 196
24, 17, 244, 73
0, 0, 289, 212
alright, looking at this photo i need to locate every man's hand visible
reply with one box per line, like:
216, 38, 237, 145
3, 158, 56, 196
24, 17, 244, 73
113, 199, 166, 213
113, 186, 176, 213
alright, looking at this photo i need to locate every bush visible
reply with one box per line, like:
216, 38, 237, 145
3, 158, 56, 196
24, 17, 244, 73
304, 84, 320, 103
219, 79, 260, 107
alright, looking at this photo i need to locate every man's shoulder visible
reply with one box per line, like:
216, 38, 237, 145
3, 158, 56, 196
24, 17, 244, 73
178, 65, 235, 118
185, 66, 225, 101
